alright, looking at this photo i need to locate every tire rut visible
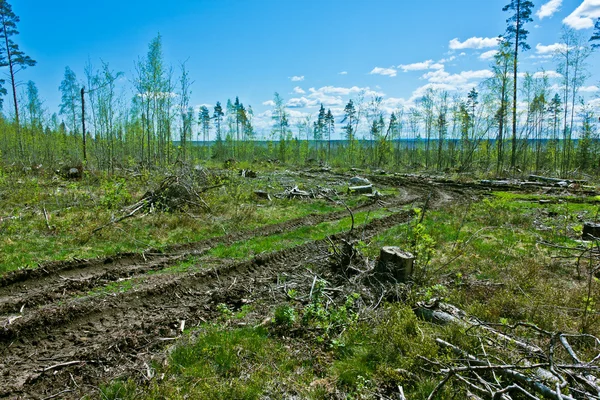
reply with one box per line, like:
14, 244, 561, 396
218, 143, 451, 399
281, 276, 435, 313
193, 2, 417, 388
0, 186, 423, 316
0, 208, 418, 399
0, 182, 469, 399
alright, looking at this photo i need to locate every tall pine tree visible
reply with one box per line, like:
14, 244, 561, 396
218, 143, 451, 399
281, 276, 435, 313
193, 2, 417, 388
0, 0, 36, 155
502, 0, 534, 170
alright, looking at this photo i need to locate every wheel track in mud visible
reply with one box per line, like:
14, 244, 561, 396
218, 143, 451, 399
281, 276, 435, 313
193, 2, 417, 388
0, 183, 469, 399
0, 185, 426, 317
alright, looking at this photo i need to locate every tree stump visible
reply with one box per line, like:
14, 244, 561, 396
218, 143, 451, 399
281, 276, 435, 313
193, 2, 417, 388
583, 222, 600, 241
254, 190, 271, 201
375, 246, 414, 282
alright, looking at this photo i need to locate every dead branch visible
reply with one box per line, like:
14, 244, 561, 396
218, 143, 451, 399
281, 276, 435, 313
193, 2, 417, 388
42, 360, 84, 372
435, 338, 576, 400
41, 389, 74, 400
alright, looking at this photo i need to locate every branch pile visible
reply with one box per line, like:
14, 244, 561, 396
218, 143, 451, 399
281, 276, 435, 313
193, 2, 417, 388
93, 172, 223, 233
275, 185, 339, 200
417, 300, 600, 399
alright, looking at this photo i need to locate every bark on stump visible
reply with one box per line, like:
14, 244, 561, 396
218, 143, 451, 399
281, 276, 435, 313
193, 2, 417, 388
375, 246, 414, 283
583, 222, 600, 241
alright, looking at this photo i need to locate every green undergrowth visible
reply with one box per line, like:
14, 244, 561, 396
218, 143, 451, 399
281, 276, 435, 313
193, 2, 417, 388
97, 190, 600, 398
400, 191, 600, 333
0, 168, 370, 275
97, 304, 478, 399
205, 208, 392, 260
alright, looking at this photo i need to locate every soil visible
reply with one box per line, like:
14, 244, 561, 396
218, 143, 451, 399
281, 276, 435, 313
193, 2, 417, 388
0, 174, 476, 399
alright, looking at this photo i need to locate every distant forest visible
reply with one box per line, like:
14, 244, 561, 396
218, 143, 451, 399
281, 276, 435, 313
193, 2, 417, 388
0, 0, 599, 176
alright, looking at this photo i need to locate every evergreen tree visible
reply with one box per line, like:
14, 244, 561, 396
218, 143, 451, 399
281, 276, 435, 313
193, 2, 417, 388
213, 101, 224, 141
502, 0, 534, 170
325, 108, 334, 158
547, 93, 562, 171
313, 104, 326, 156
59, 66, 81, 136
213, 101, 225, 159
591, 18, 600, 49
341, 100, 356, 141
0, 0, 36, 155
199, 105, 210, 142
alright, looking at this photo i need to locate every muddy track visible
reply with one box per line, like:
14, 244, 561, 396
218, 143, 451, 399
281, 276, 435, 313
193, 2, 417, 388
0, 208, 424, 399
0, 185, 427, 317
0, 183, 469, 399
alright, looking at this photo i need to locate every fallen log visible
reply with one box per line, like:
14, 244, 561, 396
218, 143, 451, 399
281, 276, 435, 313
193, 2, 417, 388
348, 184, 373, 194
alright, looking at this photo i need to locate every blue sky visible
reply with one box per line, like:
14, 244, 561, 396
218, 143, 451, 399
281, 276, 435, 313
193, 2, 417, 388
11, 0, 600, 138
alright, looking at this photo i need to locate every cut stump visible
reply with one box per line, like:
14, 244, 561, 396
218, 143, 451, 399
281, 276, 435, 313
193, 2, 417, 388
583, 222, 600, 241
375, 246, 414, 283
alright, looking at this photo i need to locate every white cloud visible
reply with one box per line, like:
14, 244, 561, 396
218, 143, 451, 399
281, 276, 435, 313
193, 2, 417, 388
339, 71, 348, 75
410, 83, 469, 101
314, 85, 384, 97
398, 59, 434, 71
449, 36, 500, 50
580, 85, 600, 92
382, 97, 410, 109
438, 56, 456, 63
262, 100, 275, 107
422, 68, 493, 85
479, 50, 498, 60
290, 75, 305, 82
563, 0, 600, 29
530, 54, 555, 59
532, 70, 563, 79
535, 42, 568, 54
287, 97, 317, 108
537, 0, 562, 19
307, 88, 344, 107
370, 67, 397, 77
292, 86, 305, 94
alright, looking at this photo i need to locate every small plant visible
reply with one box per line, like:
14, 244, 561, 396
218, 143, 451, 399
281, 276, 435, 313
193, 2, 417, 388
216, 303, 233, 321
286, 288, 298, 300
274, 304, 297, 327
100, 178, 132, 210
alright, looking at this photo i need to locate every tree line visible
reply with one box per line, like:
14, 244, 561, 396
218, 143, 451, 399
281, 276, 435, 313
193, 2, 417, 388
0, 0, 599, 176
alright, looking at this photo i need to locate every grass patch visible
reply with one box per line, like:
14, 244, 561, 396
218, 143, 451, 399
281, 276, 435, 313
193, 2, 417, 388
99, 325, 325, 400
204, 209, 391, 260
0, 169, 368, 275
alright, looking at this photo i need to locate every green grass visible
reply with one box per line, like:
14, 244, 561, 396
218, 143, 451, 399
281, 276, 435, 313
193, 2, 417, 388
0, 169, 370, 275
98, 325, 326, 400
86, 278, 135, 297
204, 209, 392, 260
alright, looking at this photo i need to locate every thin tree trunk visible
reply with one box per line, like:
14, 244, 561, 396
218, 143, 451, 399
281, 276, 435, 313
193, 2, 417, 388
511, 0, 520, 172
81, 87, 87, 162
